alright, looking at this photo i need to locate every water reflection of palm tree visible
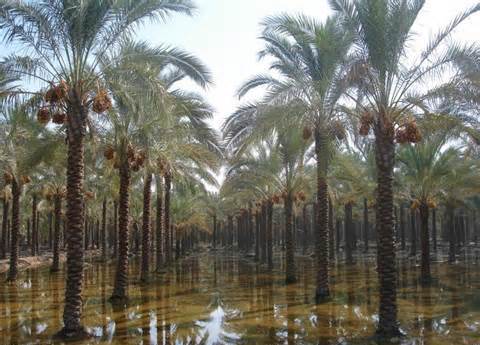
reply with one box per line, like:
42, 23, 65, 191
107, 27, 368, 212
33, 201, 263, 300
101, 265, 107, 340
30, 270, 38, 340
286, 285, 296, 345
140, 285, 151, 344
112, 304, 128, 344
8, 283, 19, 345
52, 273, 61, 331
267, 273, 277, 344
421, 286, 434, 335
364, 264, 371, 307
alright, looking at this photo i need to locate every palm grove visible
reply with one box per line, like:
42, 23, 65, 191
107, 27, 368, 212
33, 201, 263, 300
0, 0, 479, 341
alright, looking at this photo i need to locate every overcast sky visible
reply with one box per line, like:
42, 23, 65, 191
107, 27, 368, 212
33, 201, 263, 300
136, 0, 479, 133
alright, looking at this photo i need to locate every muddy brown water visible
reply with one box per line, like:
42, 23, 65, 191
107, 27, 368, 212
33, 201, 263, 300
1, 252, 480, 344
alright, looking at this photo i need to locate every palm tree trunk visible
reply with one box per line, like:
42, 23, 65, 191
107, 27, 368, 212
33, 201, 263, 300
267, 200, 273, 269
419, 203, 431, 284
6, 178, 21, 282
363, 198, 369, 253
164, 172, 171, 265
345, 202, 354, 264
155, 175, 164, 271
260, 203, 267, 262
285, 193, 296, 284
140, 173, 152, 282
255, 211, 260, 261
410, 206, 417, 256
448, 207, 456, 263
336, 218, 341, 253
432, 208, 437, 252
31, 194, 37, 256
400, 204, 406, 251
27, 217, 30, 247
302, 205, 308, 255
111, 161, 131, 301
57, 104, 89, 339
113, 200, 118, 258
315, 130, 330, 301
213, 214, 217, 249
328, 197, 335, 262
51, 195, 62, 272
228, 215, 233, 249
48, 211, 53, 250
374, 124, 399, 336
101, 198, 107, 261
0, 199, 8, 259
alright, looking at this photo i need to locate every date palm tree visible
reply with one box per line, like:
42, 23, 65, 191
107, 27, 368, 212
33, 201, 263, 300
330, 0, 479, 336
101, 38, 213, 292
0, 103, 56, 281
153, 86, 221, 265
225, 14, 351, 300
39, 155, 67, 273
0, 0, 202, 338
224, 124, 309, 284
397, 123, 462, 284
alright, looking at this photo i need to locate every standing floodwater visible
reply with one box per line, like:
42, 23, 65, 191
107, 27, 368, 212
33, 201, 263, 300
1, 253, 480, 345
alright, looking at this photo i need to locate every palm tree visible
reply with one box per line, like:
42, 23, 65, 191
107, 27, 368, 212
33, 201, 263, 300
98, 38, 212, 299
224, 14, 351, 300
140, 170, 152, 282
0, 103, 55, 281
437, 149, 480, 263
200, 192, 225, 250
39, 154, 67, 272
0, 0, 201, 338
330, 0, 479, 336
153, 88, 221, 265
0, 185, 10, 259
397, 126, 462, 284
224, 124, 309, 284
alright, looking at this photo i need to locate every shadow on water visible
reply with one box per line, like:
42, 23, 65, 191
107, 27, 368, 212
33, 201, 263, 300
1, 252, 480, 344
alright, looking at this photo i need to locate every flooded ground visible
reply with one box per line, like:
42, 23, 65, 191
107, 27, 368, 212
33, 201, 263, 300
1, 251, 480, 345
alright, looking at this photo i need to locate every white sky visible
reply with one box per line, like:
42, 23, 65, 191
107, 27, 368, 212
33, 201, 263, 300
137, 0, 479, 133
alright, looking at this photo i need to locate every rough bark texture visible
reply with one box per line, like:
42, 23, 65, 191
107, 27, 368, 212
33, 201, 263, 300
164, 172, 171, 265
51, 195, 62, 272
1, 199, 9, 259
101, 198, 107, 261
6, 178, 20, 282
284, 194, 296, 284
374, 121, 399, 337
156, 176, 164, 271
113, 200, 118, 258
141, 173, 152, 282
111, 160, 131, 301
315, 130, 330, 301
58, 100, 89, 339
419, 203, 431, 284
328, 197, 335, 262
